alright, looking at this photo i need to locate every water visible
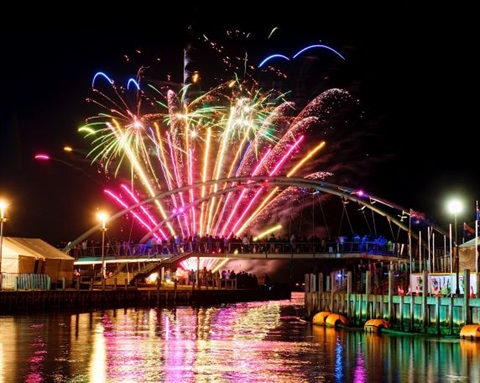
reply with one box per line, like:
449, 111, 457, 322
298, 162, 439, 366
1, 292, 479, 383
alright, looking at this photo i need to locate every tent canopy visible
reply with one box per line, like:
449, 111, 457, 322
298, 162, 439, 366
458, 236, 479, 273
2, 237, 74, 260
460, 237, 480, 248
1, 237, 75, 283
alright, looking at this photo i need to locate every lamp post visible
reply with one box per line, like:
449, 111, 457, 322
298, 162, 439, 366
97, 212, 108, 281
447, 199, 463, 296
0, 200, 8, 291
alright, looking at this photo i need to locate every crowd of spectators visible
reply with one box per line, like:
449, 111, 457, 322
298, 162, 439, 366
164, 266, 269, 290
66, 232, 405, 258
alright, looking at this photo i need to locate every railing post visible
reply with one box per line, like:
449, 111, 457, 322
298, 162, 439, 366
464, 269, 471, 325
475, 272, 480, 299
347, 271, 352, 319
156, 276, 161, 305
174, 278, 178, 305
422, 269, 428, 332
365, 270, 371, 321
388, 270, 394, 321
309, 273, 316, 292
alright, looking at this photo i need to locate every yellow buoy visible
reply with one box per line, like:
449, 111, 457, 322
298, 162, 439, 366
460, 324, 480, 340
325, 313, 348, 327
364, 319, 389, 333
312, 311, 332, 326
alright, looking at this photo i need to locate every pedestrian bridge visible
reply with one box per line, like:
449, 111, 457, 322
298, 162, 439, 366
73, 239, 412, 267
72, 239, 427, 286
64, 177, 454, 288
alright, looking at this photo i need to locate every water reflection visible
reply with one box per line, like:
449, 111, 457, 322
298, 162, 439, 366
0, 292, 479, 382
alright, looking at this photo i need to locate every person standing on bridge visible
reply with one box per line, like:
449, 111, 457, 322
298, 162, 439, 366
242, 234, 250, 253
290, 234, 296, 253
353, 234, 361, 251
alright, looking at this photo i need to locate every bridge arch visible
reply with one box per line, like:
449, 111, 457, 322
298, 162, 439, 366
64, 176, 447, 255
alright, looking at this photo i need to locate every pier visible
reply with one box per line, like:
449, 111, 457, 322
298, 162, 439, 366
0, 281, 291, 315
304, 268, 480, 336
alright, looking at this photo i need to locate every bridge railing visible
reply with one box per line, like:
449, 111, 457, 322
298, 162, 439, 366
69, 240, 411, 259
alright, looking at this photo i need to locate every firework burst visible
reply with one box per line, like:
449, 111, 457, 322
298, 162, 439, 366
78, 29, 361, 244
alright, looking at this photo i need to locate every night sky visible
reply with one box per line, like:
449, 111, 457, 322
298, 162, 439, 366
0, 5, 477, 246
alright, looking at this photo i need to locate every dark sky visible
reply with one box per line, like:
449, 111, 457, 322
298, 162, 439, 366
0, 5, 477, 246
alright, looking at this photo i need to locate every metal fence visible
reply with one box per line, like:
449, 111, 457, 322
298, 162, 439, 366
1, 273, 51, 290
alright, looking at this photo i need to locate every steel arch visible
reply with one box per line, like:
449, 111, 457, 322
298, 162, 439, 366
63, 176, 447, 253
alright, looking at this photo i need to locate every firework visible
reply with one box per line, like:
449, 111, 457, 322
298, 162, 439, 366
78, 30, 358, 246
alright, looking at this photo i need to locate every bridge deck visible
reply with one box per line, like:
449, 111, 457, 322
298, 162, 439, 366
73, 250, 408, 266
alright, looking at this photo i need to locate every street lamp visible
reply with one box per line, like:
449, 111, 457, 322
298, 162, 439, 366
63, 146, 91, 163
447, 198, 463, 296
97, 212, 108, 280
0, 200, 8, 291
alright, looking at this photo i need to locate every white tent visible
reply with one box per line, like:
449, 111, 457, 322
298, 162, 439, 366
459, 236, 479, 273
1, 237, 75, 285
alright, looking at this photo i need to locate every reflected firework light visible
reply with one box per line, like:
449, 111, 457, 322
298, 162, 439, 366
177, 257, 288, 282
179, 257, 219, 272
223, 259, 291, 282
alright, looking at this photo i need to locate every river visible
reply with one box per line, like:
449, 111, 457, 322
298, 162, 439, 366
1, 292, 479, 382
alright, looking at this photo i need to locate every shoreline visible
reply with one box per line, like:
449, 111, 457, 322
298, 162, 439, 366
0, 284, 292, 315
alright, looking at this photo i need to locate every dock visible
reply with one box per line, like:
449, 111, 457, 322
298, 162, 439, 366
0, 283, 291, 314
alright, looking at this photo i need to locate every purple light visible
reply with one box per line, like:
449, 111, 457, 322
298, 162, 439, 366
34, 154, 50, 161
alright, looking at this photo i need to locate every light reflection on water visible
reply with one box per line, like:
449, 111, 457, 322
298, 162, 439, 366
1, 292, 480, 382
